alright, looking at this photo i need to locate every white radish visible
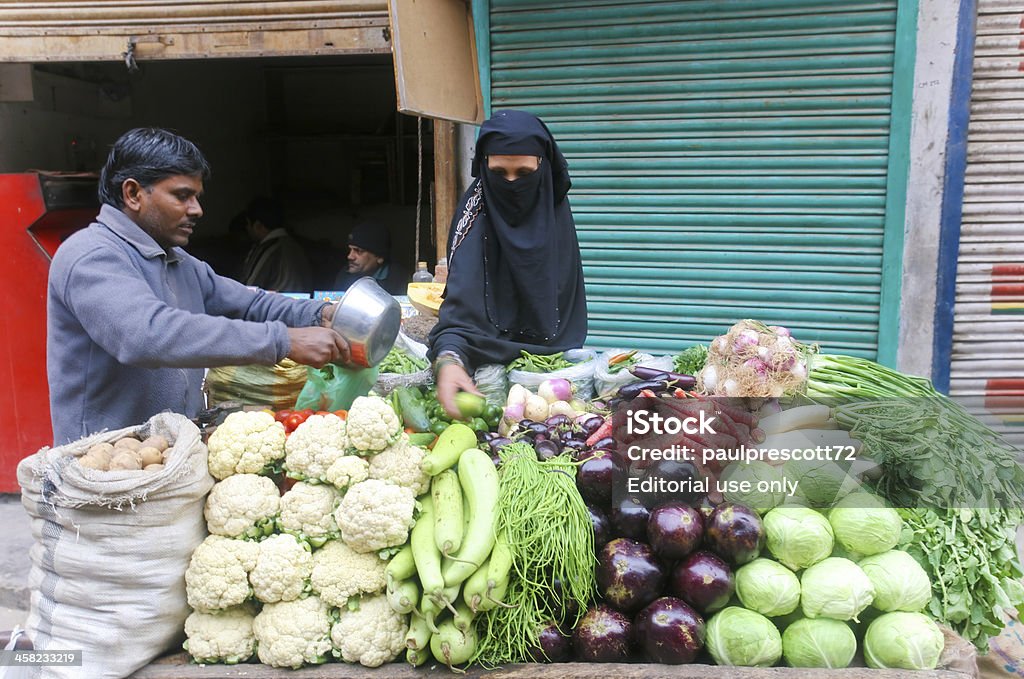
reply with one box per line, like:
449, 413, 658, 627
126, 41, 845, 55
758, 405, 833, 435
506, 383, 531, 407
547, 400, 576, 418
523, 394, 550, 422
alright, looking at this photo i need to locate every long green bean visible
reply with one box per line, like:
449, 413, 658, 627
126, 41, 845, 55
471, 443, 596, 666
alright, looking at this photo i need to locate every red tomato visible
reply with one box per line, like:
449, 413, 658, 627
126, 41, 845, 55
315, 410, 331, 416
285, 413, 305, 432
333, 409, 348, 420
297, 409, 314, 419
275, 409, 293, 423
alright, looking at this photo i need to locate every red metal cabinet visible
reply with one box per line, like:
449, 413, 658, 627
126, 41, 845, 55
0, 173, 97, 492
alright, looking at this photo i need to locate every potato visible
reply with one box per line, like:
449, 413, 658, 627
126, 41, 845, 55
113, 437, 142, 452
137, 446, 163, 467
140, 435, 169, 453
88, 442, 115, 456
143, 463, 164, 472
86, 444, 114, 468
109, 451, 142, 471
78, 453, 108, 471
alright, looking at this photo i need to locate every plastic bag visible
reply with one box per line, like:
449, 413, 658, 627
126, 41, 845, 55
373, 332, 432, 396
295, 363, 379, 412
507, 348, 598, 401
204, 359, 309, 410
474, 364, 509, 407
593, 349, 676, 400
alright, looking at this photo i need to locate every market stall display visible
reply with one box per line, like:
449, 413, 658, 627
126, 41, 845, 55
21, 316, 1020, 677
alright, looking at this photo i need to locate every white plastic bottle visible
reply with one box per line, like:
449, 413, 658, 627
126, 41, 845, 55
412, 261, 434, 283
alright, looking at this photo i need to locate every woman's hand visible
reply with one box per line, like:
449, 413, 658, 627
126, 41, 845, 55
436, 363, 484, 419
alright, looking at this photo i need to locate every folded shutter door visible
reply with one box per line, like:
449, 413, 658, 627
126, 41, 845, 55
951, 0, 1024, 449
489, 0, 914, 359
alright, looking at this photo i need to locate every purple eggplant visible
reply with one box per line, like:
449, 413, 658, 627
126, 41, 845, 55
639, 459, 703, 509
535, 438, 562, 461
669, 551, 734, 614
576, 450, 618, 507
704, 502, 765, 565
647, 503, 705, 560
576, 413, 605, 436
630, 365, 699, 387
617, 380, 672, 400
588, 503, 611, 548
562, 438, 588, 454
573, 605, 634, 662
488, 436, 512, 453
596, 538, 666, 613
529, 621, 572, 663
610, 496, 651, 540
545, 414, 572, 429
634, 597, 706, 664
590, 436, 617, 452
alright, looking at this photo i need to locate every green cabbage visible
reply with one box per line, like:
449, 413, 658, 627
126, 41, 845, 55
828, 493, 902, 556
705, 607, 782, 667
764, 507, 834, 571
800, 557, 874, 621
858, 550, 932, 612
782, 618, 857, 668
782, 458, 852, 507
720, 461, 785, 514
735, 558, 800, 617
864, 612, 943, 670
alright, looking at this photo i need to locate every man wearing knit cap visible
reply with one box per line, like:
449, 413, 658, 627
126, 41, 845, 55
332, 220, 409, 294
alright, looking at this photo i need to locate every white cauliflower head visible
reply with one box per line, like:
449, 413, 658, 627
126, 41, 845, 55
346, 396, 402, 453
330, 593, 408, 667
310, 539, 388, 608
368, 435, 430, 495
278, 482, 341, 543
207, 411, 286, 479
285, 414, 348, 481
183, 604, 256, 664
185, 535, 259, 612
204, 474, 281, 539
335, 479, 417, 554
249, 533, 313, 604
324, 455, 370, 492
253, 595, 333, 669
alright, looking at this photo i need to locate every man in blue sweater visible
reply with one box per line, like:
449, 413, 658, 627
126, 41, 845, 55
47, 128, 349, 445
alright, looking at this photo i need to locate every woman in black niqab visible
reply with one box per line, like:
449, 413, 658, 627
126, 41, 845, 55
428, 110, 587, 417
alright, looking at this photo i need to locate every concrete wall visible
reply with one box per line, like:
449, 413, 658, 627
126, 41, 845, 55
898, 0, 963, 378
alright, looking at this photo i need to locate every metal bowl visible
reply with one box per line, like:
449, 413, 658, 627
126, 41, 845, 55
330, 277, 402, 368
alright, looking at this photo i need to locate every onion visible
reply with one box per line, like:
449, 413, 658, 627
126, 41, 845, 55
790, 361, 808, 381
743, 358, 768, 377
723, 378, 741, 396
770, 325, 792, 338
701, 365, 719, 392
713, 336, 728, 353
732, 329, 760, 355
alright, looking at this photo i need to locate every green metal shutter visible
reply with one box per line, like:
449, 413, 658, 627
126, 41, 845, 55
487, 0, 915, 360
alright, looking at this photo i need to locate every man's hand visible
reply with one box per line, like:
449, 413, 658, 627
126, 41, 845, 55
436, 362, 483, 419
287, 327, 350, 368
319, 302, 338, 328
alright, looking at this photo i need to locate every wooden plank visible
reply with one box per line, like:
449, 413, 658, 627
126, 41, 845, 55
432, 119, 458, 260
388, 0, 484, 124
130, 654, 968, 679
0, 22, 390, 61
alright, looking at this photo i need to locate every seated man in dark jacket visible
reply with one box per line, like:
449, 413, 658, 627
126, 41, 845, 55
332, 221, 409, 295
239, 196, 312, 293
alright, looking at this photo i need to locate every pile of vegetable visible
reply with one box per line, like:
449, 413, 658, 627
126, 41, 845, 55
803, 353, 1024, 650
377, 347, 429, 375
76, 432, 170, 472
697, 320, 812, 398
183, 397, 427, 669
